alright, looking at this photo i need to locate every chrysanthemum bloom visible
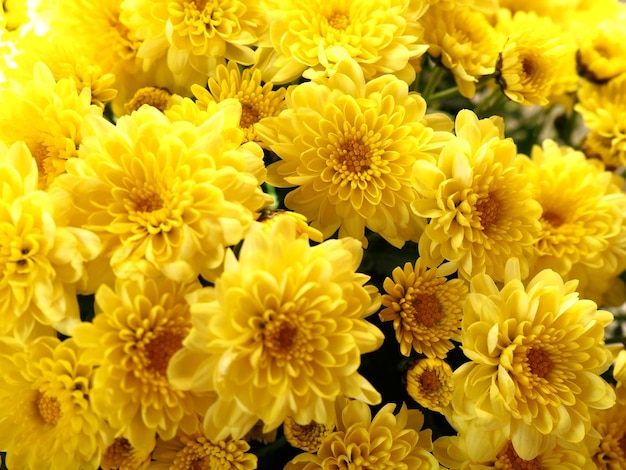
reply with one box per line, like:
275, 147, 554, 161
257, 0, 429, 84
523, 139, 626, 305
379, 259, 466, 358
120, 0, 266, 91
448, 258, 615, 460
124, 86, 181, 114
590, 392, 626, 468
283, 416, 332, 452
406, 357, 453, 413
100, 437, 152, 470
72, 275, 214, 453
411, 109, 542, 282
577, 20, 626, 83
257, 210, 324, 243
582, 131, 625, 170
167, 216, 384, 440
576, 75, 626, 163
0, 141, 100, 340
51, 101, 271, 283
0, 62, 102, 189
256, 59, 453, 248
285, 400, 439, 469
495, 11, 577, 106
420, 5, 504, 98
434, 434, 596, 469
0, 337, 109, 470
192, 61, 286, 146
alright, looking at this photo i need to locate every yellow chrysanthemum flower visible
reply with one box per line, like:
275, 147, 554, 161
420, 5, 504, 98
258, 0, 429, 84
0, 337, 109, 470
496, 11, 577, 106
577, 19, 626, 83
100, 437, 152, 470
285, 400, 439, 469
72, 276, 214, 453
257, 210, 323, 243
283, 417, 332, 453
449, 259, 615, 460
192, 61, 286, 146
150, 427, 258, 470
524, 139, 626, 305
0, 141, 100, 340
582, 131, 625, 170
0, 62, 102, 189
167, 216, 384, 440
51, 101, 271, 283
590, 392, 626, 468
120, 0, 266, 90
123, 86, 182, 114
411, 109, 542, 282
405, 357, 453, 413
256, 59, 453, 248
379, 259, 467, 358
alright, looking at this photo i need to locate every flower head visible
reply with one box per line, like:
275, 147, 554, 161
406, 357, 454, 413
411, 109, 541, 281
100, 437, 152, 470
167, 215, 384, 440
590, 392, 626, 468
285, 400, 439, 469
577, 19, 626, 83
0, 337, 108, 470
72, 275, 213, 453
256, 58, 453, 248
449, 259, 615, 460
283, 416, 332, 452
379, 259, 467, 358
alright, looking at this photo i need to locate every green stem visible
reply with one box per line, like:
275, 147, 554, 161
428, 86, 460, 103
421, 66, 447, 101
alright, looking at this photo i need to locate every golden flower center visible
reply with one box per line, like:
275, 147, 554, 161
145, 331, 186, 376
284, 416, 330, 452
410, 293, 444, 327
418, 370, 441, 392
240, 103, 260, 129
124, 87, 172, 114
521, 57, 536, 77
338, 138, 373, 174
36, 392, 61, 425
103, 438, 134, 467
495, 442, 541, 469
540, 210, 565, 228
527, 347, 553, 379
476, 195, 500, 230
265, 321, 298, 356
31, 140, 49, 181
129, 185, 164, 213
328, 12, 350, 30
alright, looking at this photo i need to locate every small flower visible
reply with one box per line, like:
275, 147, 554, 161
591, 392, 626, 468
256, 58, 453, 248
124, 86, 181, 114
411, 109, 542, 281
192, 61, 286, 146
257, 210, 323, 243
577, 19, 626, 83
285, 400, 439, 469
167, 216, 384, 440
379, 259, 466, 358
283, 417, 332, 453
100, 437, 152, 470
0, 337, 108, 470
449, 258, 615, 460
406, 357, 454, 413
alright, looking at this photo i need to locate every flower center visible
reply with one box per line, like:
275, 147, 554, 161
410, 293, 443, 327
103, 438, 134, 467
495, 442, 541, 469
328, 12, 350, 30
338, 138, 372, 174
540, 210, 565, 228
265, 320, 298, 356
240, 103, 260, 129
129, 184, 164, 213
418, 370, 441, 391
527, 347, 552, 379
36, 392, 61, 425
144, 330, 186, 376
476, 195, 500, 230
124, 87, 172, 114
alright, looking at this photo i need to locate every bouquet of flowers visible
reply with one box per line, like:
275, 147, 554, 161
1, 0, 626, 468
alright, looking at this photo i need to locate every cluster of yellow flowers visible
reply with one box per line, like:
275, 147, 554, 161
1, 0, 626, 469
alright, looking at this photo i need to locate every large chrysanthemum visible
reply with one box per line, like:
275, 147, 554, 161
379, 259, 467, 358
51, 101, 271, 284
256, 59, 453, 248
0, 141, 100, 340
0, 337, 108, 470
167, 216, 384, 440
0, 62, 102, 189
448, 259, 615, 460
72, 275, 214, 453
259, 0, 429, 84
411, 109, 541, 282
285, 400, 439, 469
523, 140, 626, 305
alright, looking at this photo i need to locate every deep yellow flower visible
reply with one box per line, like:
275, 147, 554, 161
420, 5, 504, 98
100, 437, 152, 470
0, 141, 100, 340
590, 392, 626, 468
582, 131, 625, 170
192, 61, 286, 146
283, 416, 332, 453
379, 259, 466, 358
72, 276, 213, 453
0, 62, 102, 189
411, 109, 541, 282
123, 86, 181, 114
167, 216, 384, 440
449, 259, 615, 460
524, 139, 626, 305
496, 11, 577, 106
51, 101, 271, 283
256, 59, 453, 248
0, 337, 108, 470
258, 0, 429, 84
285, 400, 439, 469
577, 19, 626, 83
405, 357, 453, 413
